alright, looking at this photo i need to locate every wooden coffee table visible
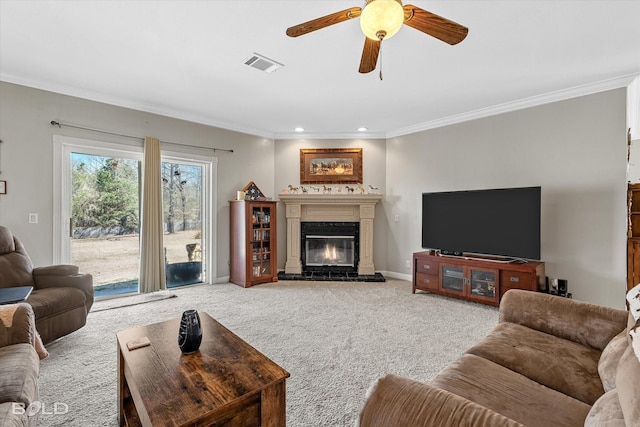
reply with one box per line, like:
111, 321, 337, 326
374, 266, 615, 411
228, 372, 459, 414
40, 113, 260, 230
117, 312, 289, 426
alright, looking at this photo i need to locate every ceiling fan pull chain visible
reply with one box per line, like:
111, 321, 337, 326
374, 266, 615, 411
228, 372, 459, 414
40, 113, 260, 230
379, 40, 383, 80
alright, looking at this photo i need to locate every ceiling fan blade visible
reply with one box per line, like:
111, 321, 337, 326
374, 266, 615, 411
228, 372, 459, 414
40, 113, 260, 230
359, 37, 380, 74
403, 5, 468, 45
286, 7, 362, 37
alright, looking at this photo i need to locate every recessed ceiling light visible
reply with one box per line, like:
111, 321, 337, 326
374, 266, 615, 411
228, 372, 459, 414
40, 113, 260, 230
295, 127, 305, 132
358, 127, 368, 132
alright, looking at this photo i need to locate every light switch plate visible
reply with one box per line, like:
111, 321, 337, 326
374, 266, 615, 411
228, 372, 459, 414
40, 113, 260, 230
29, 213, 38, 224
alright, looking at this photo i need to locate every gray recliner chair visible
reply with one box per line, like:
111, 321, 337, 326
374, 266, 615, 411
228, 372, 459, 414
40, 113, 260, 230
0, 226, 93, 344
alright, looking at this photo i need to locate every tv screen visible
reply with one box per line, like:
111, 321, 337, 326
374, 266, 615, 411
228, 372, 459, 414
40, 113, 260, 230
421, 186, 541, 260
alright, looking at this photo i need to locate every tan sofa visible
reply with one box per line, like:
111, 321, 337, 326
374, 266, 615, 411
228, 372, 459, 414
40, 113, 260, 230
0, 226, 93, 344
0, 303, 47, 427
359, 290, 639, 427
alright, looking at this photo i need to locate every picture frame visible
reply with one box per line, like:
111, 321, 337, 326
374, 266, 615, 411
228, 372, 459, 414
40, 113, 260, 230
0, 181, 5, 195
300, 148, 363, 184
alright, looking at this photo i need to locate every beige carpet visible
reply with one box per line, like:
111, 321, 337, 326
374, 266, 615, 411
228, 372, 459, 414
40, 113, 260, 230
89, 290, 177, 312
38, 279, 499, 426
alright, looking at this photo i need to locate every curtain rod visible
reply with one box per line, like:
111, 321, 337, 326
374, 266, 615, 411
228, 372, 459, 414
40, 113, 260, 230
50, 120, 234, 153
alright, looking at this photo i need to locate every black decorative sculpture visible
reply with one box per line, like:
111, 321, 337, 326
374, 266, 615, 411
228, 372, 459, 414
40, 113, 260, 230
178, 309, 202, 354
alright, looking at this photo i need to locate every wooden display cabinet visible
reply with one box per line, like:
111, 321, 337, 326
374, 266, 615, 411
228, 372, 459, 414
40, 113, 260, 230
413, 251, 545, 306
627, 183, 640, 292
230, 200, 278, 287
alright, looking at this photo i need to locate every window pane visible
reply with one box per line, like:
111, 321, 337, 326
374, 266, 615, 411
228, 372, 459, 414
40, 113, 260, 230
162, 161, 203, 287
70, 153, 140, 296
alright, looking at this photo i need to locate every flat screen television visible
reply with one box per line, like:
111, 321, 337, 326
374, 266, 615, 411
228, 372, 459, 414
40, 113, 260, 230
421, 186, 541, 260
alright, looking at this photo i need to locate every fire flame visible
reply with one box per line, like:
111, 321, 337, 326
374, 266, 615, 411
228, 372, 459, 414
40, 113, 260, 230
324, 244, 338, 261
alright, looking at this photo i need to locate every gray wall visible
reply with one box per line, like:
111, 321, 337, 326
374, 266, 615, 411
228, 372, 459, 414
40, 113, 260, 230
0, 81, 629, 308
386, 89, 628, 308
0, 81, 275, 280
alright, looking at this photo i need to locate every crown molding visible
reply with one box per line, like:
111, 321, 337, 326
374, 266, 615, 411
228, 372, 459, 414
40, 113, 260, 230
3, 73, 637, 142
0, 74, 277, 140
386, 74, 639, 139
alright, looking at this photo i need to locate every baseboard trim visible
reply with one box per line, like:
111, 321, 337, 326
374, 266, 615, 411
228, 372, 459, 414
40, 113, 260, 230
378, 271, 412, 282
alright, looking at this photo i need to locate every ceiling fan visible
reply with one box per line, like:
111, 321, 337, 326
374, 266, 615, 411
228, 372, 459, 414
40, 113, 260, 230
286, 0, 468, 75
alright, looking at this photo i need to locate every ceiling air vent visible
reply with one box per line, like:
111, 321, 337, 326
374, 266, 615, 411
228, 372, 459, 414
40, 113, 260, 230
244, 53, 284, 73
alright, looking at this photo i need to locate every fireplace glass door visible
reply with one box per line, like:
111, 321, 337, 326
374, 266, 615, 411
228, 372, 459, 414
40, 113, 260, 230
305, 235, 355, 268
301, 221, 359, 274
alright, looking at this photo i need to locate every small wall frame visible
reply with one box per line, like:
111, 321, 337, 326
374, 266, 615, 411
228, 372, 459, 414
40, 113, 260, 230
300, 148, 363, 184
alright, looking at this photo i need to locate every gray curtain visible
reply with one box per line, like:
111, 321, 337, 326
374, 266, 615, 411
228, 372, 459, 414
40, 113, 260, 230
139, 137, 166, 293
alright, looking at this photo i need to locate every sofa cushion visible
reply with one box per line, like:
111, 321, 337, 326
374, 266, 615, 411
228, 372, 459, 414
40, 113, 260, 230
0, 303, 48, 360
631, 319, 640, 361
0, 344, 39, 406
466, 322, 603, 404
0, 402, 32, 427
0, 227, 16, 255
499, 290, 628, 351
0, 251, 34, 289
26, 287, 86, 320
0, 304, 36, 348
359, 374, 525, 427
0, 231, 35, 289
627, 283, 640, 321
584, 389, 626, 427
598, 328, 628, 392
616, 322, 640, 426
431, 354, 591, 427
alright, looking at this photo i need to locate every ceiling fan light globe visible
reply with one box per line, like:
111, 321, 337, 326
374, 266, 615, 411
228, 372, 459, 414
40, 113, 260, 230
360, 0, 404, 41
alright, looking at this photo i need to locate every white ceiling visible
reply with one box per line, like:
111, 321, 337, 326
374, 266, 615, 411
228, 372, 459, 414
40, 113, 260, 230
1, 1, 639, 140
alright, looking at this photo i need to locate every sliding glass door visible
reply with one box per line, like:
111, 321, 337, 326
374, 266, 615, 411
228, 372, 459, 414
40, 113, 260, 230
70, 152, 142, 296
162, 158, 206, 288
54, 135, 216, 298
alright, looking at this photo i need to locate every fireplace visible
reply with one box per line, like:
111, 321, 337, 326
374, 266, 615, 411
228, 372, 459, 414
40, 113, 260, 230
301, 222, 359, 274
278, 193, 383, 277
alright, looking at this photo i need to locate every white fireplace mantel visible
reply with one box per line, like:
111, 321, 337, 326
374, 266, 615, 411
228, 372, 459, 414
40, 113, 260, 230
279, 193, 383, 275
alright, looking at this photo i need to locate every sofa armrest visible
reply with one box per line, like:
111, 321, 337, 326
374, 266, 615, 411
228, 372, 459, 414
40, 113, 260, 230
358, 374, 524, 427
33, 264, 79, 276
32, 266, 94, 312
499, 289, 628, 351
0, 303, 37, 347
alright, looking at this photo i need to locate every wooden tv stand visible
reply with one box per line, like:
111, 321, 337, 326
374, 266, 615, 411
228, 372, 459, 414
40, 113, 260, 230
412, 251, 545, 306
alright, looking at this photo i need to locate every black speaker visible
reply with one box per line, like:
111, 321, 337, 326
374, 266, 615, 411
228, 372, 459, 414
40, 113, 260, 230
557, 279, 568, 297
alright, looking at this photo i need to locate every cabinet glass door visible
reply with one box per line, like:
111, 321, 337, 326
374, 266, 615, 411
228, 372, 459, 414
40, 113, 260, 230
441, 266, 464, 293
469, 269, 496, 298
250, 205, 272, 279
